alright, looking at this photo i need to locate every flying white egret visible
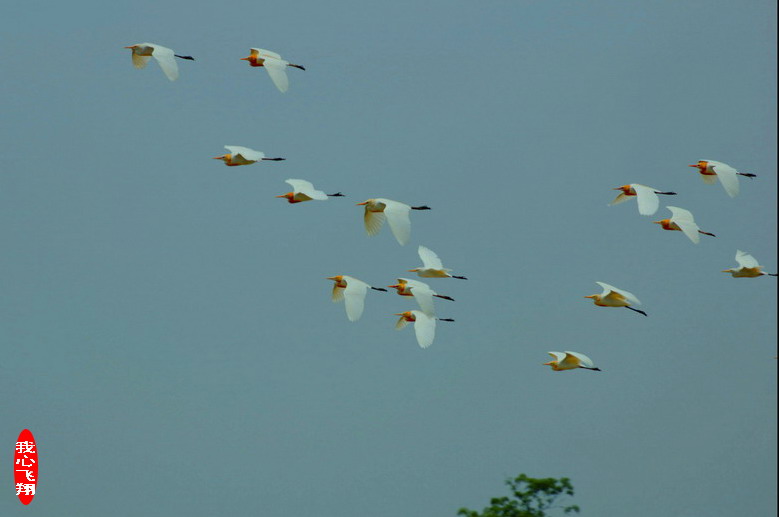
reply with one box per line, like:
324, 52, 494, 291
688, 160, 756, 198
722, 250, 777, 278
387, 278, 454, 316
276, 179, 344, 204
213, 146, 285, 166
544, 351, 601, 372
326, 275, 387, 322
241, 48, 305, 93
408, 245, 467, 279
356, 199, 431, 246
653, 206, 715, 244
394, 310, 454, 348
124, 43, 194, 81
609, 184, 677, 215
585, 282, 647, 316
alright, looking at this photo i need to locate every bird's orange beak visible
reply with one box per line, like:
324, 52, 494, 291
124, 45, 135, 49
688, 164, 700, 168
275, 194, 287, 198
387, 284, 399, 289
326, 276, 337, 281
240, 56, 250, 61
356, 201, 368, 206
583, 295, 595, 299
652, 220, 661, 224
407, 269, 418, 272
213, 156, 224, 160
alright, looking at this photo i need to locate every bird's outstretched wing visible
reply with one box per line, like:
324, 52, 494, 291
418, 245, 444, 269
707, 160, 739, 198
364, 202, 386, 236
381, 199, 412, 246
225, 146, 265, 164
132, 53, 151, 69
412, 311, 436, 348
609, 192, 631, 206
395, 315, 410, 330
264, 58, 290, 93
565, 351, 595, 369
596, 282, 641, 305
735, 250, 760, 269
667, 206, 700, 244
151, 45, 179, 81
632, 184, 660, 216
285, 179, 327, 200
402, 278, 436, 316
255, 48, 282, 60
342, 276, 369, 322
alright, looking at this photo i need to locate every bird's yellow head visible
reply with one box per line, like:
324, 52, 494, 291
689, 161, 707, 171
213, 154, 230, 163
327, 275, 344, 282
613, 185, 632, 194
241, 55, 262, 66
394, 311, 415, 321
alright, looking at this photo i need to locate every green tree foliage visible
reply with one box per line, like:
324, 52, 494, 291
457, 474, 581, 517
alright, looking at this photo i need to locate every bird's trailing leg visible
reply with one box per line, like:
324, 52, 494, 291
174, 54, 195, 61
434, 294, 455, 302
451, 275, 468, 280
327, 192, 345, 197
737, 172, 757, 178
657, 191, 677, 196
370, 287, 388, 292
698, 230, 716, 237
262, 157, 286, 161
768, 273, 778, 277
581, 367, 602, 372
625, 306, 648, 317
437, 318, 455, 322
288, 63, 306, 71
411, 205, 431, 210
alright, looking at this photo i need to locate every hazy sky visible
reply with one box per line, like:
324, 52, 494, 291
1, 1, 776, 515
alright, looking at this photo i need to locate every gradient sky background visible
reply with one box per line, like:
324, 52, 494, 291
1, 1, 776, 515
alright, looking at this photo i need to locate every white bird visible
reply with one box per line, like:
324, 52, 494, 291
609, 184, 677, 216
408, 245, 467, 279
241, 48, 305, 93
326, 275, 387, 321
688, 160, 756, 198
394, 310, 454, 348
124, 43, 194, 81
276, 179, 344, 204
722, 250, 777, 278
213, 146, 285, 166
585, 282, 646, 316
356, 198, 431, 246
544, 351, 601, 372
387, 278, 454, 316
653, 206, 716, 244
